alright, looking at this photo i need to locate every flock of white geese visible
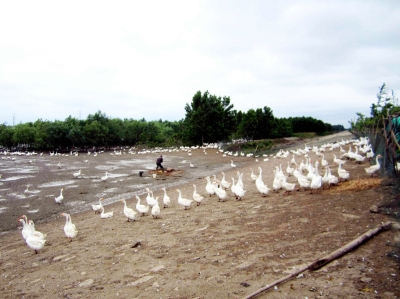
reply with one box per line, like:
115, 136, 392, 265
15, 136, 384, 254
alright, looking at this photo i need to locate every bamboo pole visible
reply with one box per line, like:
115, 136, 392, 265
242, 222, 392, 299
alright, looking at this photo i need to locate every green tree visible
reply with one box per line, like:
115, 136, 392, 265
13, 123, 35, 149
0, 125, 15, 149
183, 91, 235, 144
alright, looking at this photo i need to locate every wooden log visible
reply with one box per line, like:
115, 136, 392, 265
242, 221, 392, 299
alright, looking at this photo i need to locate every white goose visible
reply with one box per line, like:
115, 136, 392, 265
338, 163, 350, 181
236, 171, 244, 189
151, 197, 161, 218
249, 168, 258, 182
365, 154, 383, 177
310, 161, 322, 193
192, 184, 204, 206
19, 217, 32, 240
327, 166, 339, 186
220, 172, 231, 190
99, 206, 113, 219
230, 160, 236, 167
176, 189, 193, 210
205, 176, 216, 197
61, 213, 78, 242
92, 198, 103, 213
281, 176, 297, 195
320, 154, 329, 168
145, 188, 157, 207
333, 154, 346, 166
297, 175, 311, 191
286, 162, 294, 176
120, 199, 137, 222
215, 184, 228, 202
19, 216, 46, 240
26, 234, 46, 254
255, 167, 270, 197
73, 169, 81, 178
101, 172, 109, 181
135, 195, 149, 216
272, 169, 282, 192
231, 177, 246, 200
28, 220, 47, 240
161, 187, 170, 208
55, 188, 64, 204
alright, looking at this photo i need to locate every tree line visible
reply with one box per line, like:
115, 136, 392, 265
0, 91, 340, 151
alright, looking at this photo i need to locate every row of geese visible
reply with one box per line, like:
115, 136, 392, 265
17, 136, 383, 254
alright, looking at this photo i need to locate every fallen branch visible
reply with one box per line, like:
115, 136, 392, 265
242, 221, 392, 299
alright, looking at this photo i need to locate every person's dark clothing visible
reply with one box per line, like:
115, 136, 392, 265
156, 156, 164, 171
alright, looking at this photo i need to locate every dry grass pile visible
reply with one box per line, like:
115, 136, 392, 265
325, 177, 382, 194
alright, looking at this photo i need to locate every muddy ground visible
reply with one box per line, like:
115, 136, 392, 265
0, 131, 399, 299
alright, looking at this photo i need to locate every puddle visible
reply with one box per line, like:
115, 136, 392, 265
38, 180, 76, 188
1, 175, 36, 181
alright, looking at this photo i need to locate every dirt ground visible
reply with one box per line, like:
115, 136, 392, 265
1, 131, 400, 299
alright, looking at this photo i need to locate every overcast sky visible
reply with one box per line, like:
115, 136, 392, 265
1, 1, 399, 127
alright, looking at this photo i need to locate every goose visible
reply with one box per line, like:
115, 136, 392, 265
286, 162, 294, 176
366, 149, 375, 160
320, 154, 329, 168
291, 155, 297, 165
327, 166, 339, 186
281, 176, 297, 195
272, 170, 282, 192
120, 199, 137, 222
215, 184, 228, 202
25, 234, 46, 254
205, 176, 216, 197
255, 167, 270, 197
321, 167, 330, 187
249, 168, 258, 182
151, 197, 161, 218
135, 195, 149, 216
230, 160, 236, 167
176, 189, 193, 210
24, 184, 30, 194
57, 161, 62, 168
92, 198, 103, 214
338, 163, 350, 181
99, 206, 113, 219
220, 172, 231, 190
365, 155, 383, 177
55, 188, 64, 204
354, 150, 366, 163
310, 161, 322, 193
101, 172, 109, 181
60, 213, 78, 242
161, 187, 170, 208
192, 184, 204, 206
231, 177, 246, 200
333, 154, 346, 166
236, 171, 244, 189
27, 220, 47, 240
189, 162, 194, 168
19, 217, 32, 240
145, 188, 157, 207
73, 169, 81, 178
19, 216, 46, 240
212, 174, 220, 187
297, 175, 311, 191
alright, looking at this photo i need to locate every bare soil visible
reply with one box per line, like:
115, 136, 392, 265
1, 132, 399, 299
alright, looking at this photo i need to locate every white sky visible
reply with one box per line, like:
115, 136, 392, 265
1, 0, 399, 127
